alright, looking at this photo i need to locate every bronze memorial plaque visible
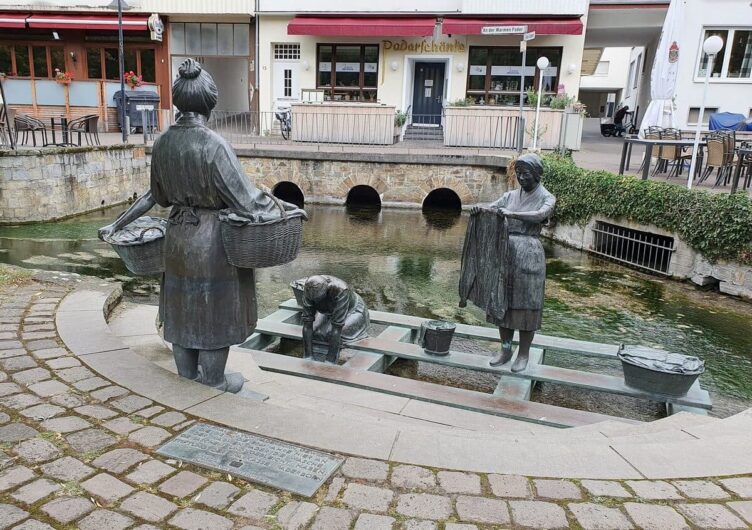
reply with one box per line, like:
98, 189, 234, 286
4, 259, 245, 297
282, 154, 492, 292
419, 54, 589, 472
157, 423, 343, 496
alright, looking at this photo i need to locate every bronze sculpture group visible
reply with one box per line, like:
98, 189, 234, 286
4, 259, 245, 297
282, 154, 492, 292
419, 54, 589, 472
100, 59, 555, 391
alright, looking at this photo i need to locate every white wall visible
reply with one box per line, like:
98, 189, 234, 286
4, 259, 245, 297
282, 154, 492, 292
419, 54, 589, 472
621, 46, 645, 111
580, 47, 632, 90
673, 0, 752, 128
258, 15, 586, 114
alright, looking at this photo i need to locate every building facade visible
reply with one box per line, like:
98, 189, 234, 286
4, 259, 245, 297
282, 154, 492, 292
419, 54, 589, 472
256, 0, 588, 127
0, 0, 255, 131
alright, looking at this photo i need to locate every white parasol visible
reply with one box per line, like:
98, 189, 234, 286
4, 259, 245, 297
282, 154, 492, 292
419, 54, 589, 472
639, 0, 685, 135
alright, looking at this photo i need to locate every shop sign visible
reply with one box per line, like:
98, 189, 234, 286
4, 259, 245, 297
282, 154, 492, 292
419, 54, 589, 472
481, 25, 527, 35
469, 65, 486, 75
382, 39, 465, 54
491, 65, 535, 76
147, 14, 163, 42
336, 62, 360, 72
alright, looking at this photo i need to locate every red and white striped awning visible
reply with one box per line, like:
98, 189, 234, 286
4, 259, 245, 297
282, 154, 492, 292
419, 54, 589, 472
0, 13, 28, 29
442, 17, 583, 36
26, 14, 149, 31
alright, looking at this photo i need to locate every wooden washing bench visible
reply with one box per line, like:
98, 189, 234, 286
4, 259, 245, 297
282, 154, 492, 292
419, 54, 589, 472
242, 300, 711, 420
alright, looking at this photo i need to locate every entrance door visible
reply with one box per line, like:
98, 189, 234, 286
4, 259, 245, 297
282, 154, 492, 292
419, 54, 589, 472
272, 44, 301, 111
412, 62, 445, 126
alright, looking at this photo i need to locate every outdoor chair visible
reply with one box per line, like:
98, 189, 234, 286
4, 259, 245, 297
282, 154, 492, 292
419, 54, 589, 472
67, 114, 101, 146
14, 114, 48, 147
657, 130, 691, 179
698, 138, 727, 185
639, 130, 662, 175
0, 105, 12, 147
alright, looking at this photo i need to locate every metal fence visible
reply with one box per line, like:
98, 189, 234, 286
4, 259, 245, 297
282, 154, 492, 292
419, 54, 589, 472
591, 221, 675, 275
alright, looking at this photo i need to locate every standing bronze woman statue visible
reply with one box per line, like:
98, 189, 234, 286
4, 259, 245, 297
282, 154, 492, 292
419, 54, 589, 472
469, 153, 555, 372
99, 59, 301, 393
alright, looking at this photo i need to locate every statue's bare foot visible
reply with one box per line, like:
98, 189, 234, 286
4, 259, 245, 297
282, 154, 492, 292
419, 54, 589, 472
220, 372, 245, 393
490, 348, 513, 366
511, 353, 529, 372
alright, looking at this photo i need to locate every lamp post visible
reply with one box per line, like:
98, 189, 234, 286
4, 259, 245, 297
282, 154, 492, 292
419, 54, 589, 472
687, 35, 723, 190
532, 56, 549, 150
108, 0, 129, 142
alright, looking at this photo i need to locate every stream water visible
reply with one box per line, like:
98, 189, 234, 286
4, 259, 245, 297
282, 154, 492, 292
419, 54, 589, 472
1, 204, 750, 421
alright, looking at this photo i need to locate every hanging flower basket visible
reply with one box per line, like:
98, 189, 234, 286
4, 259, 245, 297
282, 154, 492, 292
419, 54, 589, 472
124, 70, 143, 89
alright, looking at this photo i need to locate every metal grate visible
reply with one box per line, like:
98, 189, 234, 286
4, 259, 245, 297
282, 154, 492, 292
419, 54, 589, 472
591, 221, 675, 274
274, 43, 300, 60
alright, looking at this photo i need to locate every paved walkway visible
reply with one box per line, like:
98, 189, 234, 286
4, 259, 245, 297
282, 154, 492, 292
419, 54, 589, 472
0, 270, 752, 529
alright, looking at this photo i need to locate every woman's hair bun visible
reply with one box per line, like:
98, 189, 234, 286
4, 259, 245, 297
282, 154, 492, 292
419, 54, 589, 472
178, 59, 202, 80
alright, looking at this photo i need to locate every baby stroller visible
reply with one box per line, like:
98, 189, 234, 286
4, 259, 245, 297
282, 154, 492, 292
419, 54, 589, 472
600, 110, 638, 137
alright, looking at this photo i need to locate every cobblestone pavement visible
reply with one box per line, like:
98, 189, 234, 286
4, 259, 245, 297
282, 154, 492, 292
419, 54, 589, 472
0, 276, 751, 529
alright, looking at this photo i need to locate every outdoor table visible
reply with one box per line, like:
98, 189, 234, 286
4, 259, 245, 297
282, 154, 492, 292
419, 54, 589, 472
730, 148, 752, 193
619, 137, 706, 181
44, 116, 74, 147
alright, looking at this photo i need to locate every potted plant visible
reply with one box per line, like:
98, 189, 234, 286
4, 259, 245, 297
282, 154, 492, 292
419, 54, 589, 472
394, 109, 407, 143
124, 70, 143, 89
54, 69, 74, 85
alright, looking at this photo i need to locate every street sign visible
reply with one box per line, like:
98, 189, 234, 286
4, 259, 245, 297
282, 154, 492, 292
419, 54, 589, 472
135, 104, 154, 111
520, 41, 527, 53
523, 31, 536, 41
481, 25, 527, 35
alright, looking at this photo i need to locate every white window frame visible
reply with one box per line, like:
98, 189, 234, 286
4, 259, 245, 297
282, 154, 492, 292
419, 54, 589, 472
694, 26, 752, 84
594, 60, 610, 76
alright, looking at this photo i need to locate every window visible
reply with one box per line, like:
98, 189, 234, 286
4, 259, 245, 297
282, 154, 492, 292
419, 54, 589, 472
316, 44, 379, 102
697, 27, 752, 80
0, 45, 12, 75
171, 22, 249, 56
466, 46, 562, 106
594, 61, 610, 76
0, 45, 64, 78
283, 68, 292, 97
688, 106, 719, 124
274, 43, 300, 60
86, 47, 156, 82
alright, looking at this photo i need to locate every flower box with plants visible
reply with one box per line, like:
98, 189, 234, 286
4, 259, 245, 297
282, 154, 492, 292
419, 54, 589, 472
443, 93, 585, 150
124, 71, 143, 89
54, 69, 74, 85
394, 110, 407, 143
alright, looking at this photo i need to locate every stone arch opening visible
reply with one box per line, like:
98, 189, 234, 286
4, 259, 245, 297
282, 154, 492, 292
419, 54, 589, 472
272, 181, 305, 208
346, 185, 381, 208
422, 188, 462, 211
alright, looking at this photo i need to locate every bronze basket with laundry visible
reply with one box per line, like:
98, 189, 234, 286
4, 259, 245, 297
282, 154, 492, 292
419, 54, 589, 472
219, 191, 304, 269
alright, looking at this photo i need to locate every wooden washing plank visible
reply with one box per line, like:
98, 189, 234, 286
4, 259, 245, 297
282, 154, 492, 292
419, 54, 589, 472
246, 349, 639, 428
241, 309, 301, 350
278, 299, 619, 358
493, 349, 544, 401
343, 326, 412, 372
254, 320, 711, 410
344, 352, 386, 372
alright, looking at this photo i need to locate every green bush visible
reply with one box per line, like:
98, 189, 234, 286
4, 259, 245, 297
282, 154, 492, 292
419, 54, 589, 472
541, 155, 752, 264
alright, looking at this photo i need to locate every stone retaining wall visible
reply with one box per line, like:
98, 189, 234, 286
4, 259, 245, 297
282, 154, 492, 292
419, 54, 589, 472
545, 217, 752, 301
0, 145, 148, 224
234, 149, 512, 207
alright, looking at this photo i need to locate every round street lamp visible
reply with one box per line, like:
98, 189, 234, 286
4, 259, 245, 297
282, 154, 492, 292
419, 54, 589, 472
532, 56, 549, 150
687, 35, 724, 190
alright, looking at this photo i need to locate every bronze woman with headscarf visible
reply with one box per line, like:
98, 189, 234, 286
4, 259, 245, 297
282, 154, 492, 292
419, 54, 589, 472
470, 153, 555, 372
99, 59, 301, 392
